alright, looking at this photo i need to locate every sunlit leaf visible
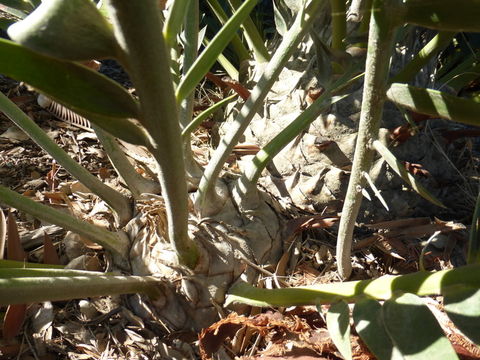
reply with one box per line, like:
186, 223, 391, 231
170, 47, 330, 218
383, 293, 458, 359
0, 39, 139, 120
272, 0, 289, 36
387, 83, 480, 127
163, 0, 192, 49
444, 287, 480, 346
8, 0, 118, 61
326, 300, 352, 360
353, 297, 403, 360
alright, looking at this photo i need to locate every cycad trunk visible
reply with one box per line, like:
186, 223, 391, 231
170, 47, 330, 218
128, 187, 283, 330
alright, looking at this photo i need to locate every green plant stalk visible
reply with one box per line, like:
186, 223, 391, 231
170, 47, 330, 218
336, 0, 398, 279
330, 0, 346, 51
0, 260, 64, 269
0, 275, 162, 305
163, 0, 192, 50
227, 0, 270, 63
182, 94, 237, 139
0, 185, 129, 258
0, 268, 103, 277
205, 0, 250, 62
93, 125, 161, 198
357, 0, 372, 35
468, 191, 480, 264
203, 36, 239, 80
179, 0, 204, 181
176, 0, 259, 103
0, 91, 132, 225
390, 31, 455, 84
196, 0, 327, 215
107, 0, 199, 269
226, 264, 480, 307
179, 0, 199, 129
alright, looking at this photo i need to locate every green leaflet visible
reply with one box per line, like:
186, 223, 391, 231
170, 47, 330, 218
176, 0, 258, 102
387, 83, 480, 127
0, 39, 147, 145
325, 301, 352, 360
7, 0, 118, 61
353, 298, 403, 360
383, 293, 458, 360
444, 287, 480, 346
163, 0, 192, 49
0, 268, 101, 278
0, 39, 139, 119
